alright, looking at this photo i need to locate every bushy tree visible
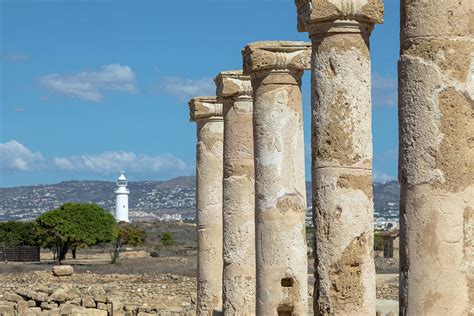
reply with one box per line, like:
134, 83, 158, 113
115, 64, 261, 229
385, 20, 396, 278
151, 232, 177, 257
0, 221, 39, 247
111, 222, 147, 263
36, 203, 117, 263
374, 232, 384, 251
160, 232, 176, 247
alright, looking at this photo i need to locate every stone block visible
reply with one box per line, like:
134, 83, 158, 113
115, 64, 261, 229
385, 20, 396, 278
52, 265, 74, 276
17, 301, 29, 314
70, 306, 107, 316
0, 305, 14, 316
60, 302, 75, 314
36, 285, 54, 295
26, 300, 37, 307
40, 302, 52, 310
96, 302, 107, 310
31, 291, 49, 302
82, 296, 96, 308
295, 0, 384, 32
3, 293, 24, 303
16, 288, 33, 299
27, 307, 42, 315
49, 288, 80, 303
94, 294, 107, 304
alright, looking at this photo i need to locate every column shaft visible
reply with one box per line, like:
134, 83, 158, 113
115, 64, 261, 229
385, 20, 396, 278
295, 2, 383, 314
190, 97, 224, 315
253, 70, 308, 315
222, 95, 255, 314
243, 40, 310, 314
311, 31, 375, 315
399, 1, 474, 314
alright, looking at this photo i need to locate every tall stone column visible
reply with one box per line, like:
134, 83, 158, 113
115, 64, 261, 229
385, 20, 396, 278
215, 70, 255, 315
242, 41, 310, 315
398, 1, 474, 315
295, 1, 383, 314
189, 97, 224, 315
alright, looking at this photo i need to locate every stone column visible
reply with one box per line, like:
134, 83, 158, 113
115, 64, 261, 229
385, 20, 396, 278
242, 41, 310, 315
189, 97, 224, 315
295, 1, 383, 314
215, 70, 255, 315
398, 1, 474, 315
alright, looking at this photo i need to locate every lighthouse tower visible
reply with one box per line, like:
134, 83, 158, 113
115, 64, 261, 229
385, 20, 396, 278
114, 171, 130, 222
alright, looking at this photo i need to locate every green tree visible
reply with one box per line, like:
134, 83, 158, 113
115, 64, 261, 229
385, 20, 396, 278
0, 221, 39, 262
36, 203, 117, 264
374, 232, 384, 251
111, 222, 147, 264
160, 232, 176, 247
151, 232, 177, 257
0, 221, 39, 247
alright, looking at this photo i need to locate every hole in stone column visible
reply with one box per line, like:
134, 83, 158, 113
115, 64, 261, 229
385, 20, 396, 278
277, 305, 294, 316
281, 277, 294, 287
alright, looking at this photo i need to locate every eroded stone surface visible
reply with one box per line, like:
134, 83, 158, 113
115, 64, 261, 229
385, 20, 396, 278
296, 4, 380, 314
243, 41, 308, 315
189, 96, 224, 315
189, 96, 223, 122
215, 70, 255, 315
295, 0, 384, 33
399, 0, 474, 314
242, 41, 311, 75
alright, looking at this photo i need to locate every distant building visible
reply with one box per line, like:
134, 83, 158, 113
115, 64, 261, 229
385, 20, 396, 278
379, 230, 400, 258
114, 171, 130, 222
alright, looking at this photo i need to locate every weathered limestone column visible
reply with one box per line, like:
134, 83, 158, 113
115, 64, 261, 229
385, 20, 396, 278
215, 70, 255, 315
295, 1, 383, 314
242, 41, 310, 315
398, 1, 474, 315
189, 97, 224, 315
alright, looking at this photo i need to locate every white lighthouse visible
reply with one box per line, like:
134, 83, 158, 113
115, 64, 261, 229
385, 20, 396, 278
114, 171, 130, 222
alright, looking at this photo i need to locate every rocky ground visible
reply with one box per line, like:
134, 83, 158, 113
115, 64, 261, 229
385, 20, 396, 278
0, 250, 399, 315
0, 268, 196, 315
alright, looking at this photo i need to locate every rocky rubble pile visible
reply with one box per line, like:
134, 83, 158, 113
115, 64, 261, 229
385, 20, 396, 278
376, 275, 398, 301
0, 270, 196, 315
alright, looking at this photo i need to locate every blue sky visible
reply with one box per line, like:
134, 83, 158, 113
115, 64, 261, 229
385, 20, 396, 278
0, 0, 399, 187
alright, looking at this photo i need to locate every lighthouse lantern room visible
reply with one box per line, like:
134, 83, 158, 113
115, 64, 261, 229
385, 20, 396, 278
115, 171, 130, 222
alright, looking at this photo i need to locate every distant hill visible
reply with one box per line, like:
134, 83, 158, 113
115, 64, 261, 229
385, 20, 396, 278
0, 176, 196, 221
0, 177, 399, 221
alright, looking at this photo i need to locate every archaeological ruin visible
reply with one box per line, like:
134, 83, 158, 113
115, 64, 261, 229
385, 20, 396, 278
215, 70, 256, 315
296, 0, 383, 314
188, 97, 224, 315
187, 0, 473, 315
398, 0, 474, 315
1, 0, 470, 315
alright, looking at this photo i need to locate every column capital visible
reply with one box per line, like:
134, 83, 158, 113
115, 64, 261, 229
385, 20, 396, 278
242, 41, 311, 75
295, 0, 384, 35
188, 96, 223, 122
214, 70, 252, 100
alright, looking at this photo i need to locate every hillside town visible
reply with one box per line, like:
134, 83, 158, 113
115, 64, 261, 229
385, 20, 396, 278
0, 178, 399, 227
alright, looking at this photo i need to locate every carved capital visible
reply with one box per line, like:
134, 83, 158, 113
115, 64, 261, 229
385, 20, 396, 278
188, 96, 223, 122
295, 0, 384, 34
214, 70, 252, 100
242, 41, 311, 75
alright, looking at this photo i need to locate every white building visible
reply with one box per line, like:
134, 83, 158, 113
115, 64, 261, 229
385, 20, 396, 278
114, 171, 130, 222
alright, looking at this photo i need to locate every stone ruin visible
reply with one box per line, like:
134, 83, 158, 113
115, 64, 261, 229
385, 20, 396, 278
189, 0, 473, 315
0, 0, 471, 315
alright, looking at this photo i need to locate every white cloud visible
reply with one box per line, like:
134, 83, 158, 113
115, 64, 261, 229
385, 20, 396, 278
373, 170, 396, 183
0, 141, 45, 171
39, 64, 138, 102
372, 73, 397, 107
53, 151, 189, 175
0, 140, 190, 178
1, 52, 29, 63
157, 77, 215, 101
